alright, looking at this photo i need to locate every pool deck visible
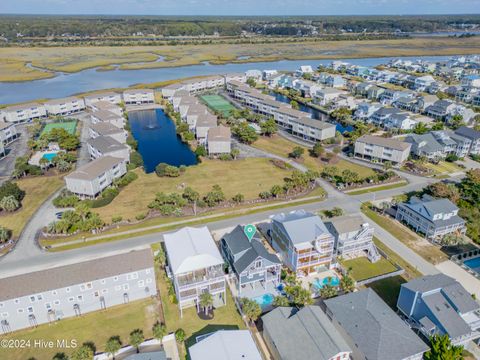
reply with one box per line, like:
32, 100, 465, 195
436, 260, 480, 299
299, 269, 341, 296
28, 150, 58, 166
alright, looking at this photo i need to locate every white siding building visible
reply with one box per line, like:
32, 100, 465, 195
1, 103, 47, 123
87, 136, 130, 162
91, 110, 126, 129
64, 156, 127, 198
89, 122, 128, 144
84, 92, 122, 107
207, 126, 231, 155
45, 97, 86, 116
0, 249, 156, 333
354, 135, 411, 165
123, 89, 155, 105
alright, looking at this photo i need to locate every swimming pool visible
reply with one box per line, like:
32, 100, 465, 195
252, 293, 275, 308
42, 152, 58, 162
464, 257, 480, 274
313, 276, 340, 289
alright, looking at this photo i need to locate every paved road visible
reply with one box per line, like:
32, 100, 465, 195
0, 133, 444, 279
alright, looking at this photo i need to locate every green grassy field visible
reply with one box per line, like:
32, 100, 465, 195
200, 94, 236, 116
345, 181, 408, 195
342, 256, 398, 282
41, 120, 78, 136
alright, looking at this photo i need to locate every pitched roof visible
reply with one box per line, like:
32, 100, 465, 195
189, 330, 261, 360
3, 102, 44, 112
90, 101, 121, 111
271, 210, 331, 248
401, 195, 462, 225
87, 136, 128, 154
455, 126, 480, 141
123, 89, 154, 95
65, 155, 124, 181
325, 289, 429, 360
262, 306, 351, 360
196, 113, 217, 128
207, 126, 231, 142
0, 249, 154, 301
222, 225, 280, 274
357, 135, 411, 151
163, 226, 223, 275
90, 122, 124, 136
91, 109, 123, 121
45, 96, 82, 106
326, 215, 369, 235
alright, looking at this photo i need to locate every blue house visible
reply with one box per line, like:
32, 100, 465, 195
221, 225, 281, 296
397, 274, 480, 345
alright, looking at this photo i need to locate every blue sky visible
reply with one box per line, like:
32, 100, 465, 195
0, 0, 479, 15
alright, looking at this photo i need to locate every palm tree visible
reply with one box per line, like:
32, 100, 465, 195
0, 195, 20, 212
231, 148, 240, 160
175, 328, 185, 343
129, 329, 144, 354
105, 336, 122, 360
340, 271, 355, 293
52, 353, 69, 360
0, 227, 11, 243
199, 292, 214, 315
241, 298, 262, 325
152, 322, 167, 344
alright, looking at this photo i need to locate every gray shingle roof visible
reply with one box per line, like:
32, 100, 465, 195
262, 306, 351, 360
326, 214, 367, 235
65, 155, 124, 181
0, 249, 154, 301
325, 289, 429, 360
222, 225, 280, 274
88, 136, 128, 154
455, 126, 480, 141
90, 122, 124, 136
357, 135, 411, 151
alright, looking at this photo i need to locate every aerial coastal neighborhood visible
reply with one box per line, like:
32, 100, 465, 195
2, 7, 480, 360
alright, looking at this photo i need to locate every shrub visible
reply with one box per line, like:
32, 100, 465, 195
0, 181, 25, 202
0, 226, 12, 243
446, 153, 459, 162
135, 213, 146, 221
130, 151, 144, 169
219, 153, 233, 161
289, 146, 304, 159
88, 187, 119, 208
195, 145, 207, 157
259, 191, 272, 199
114, 171, 138, 187
232, 193, 244, 203
53, 194, 80, 208
0, 195, 20, 212
111, 216, 123, 223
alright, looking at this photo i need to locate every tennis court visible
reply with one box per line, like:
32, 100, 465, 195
41, 120, 78, 136
200, 94, 236, 116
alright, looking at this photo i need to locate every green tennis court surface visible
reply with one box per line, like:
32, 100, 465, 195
200, 95, 235, 116
41, 120, 78, 136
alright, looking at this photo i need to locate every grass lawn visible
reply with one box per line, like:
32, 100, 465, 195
345, 181, 408, 195
341, 256, 397, 282
95, 158, 292, 221
0, 175, 63, 238
41, 120, 78, 136
362, 205, 448, 265
253, 135, 375, 179
366, 275, 407, 309
155, 254, 245, 358
0, 298, 159, 360
200, 94, 236, 116
423, 161, 463, 176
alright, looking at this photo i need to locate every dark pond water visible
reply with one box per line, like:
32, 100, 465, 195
129, 109, 197, 173
0, 55, 453, 105
270, 92, 354, 134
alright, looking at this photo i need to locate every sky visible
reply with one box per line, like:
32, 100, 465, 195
0, 0, 479, 16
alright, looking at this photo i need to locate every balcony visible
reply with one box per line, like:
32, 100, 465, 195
176, 266, 225, 290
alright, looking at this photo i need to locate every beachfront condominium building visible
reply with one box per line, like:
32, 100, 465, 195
87, 136, 130, 162
195, 113, 218, 144
163, 227, 226, 317
123, 89, 155, 105
326, 215, 380, 263
90, 101, 124, 117
354, 135, 411, 166
207, 126, 231, 156
0, 121, 19, 145
89, 122, 128, 144
455, 126, 480, 155
396, 195, 466, 241
0, 249, 156, 334
397, 274, 480, 345
220, 225, 281, 296
64, 156, 127, 198
44, 97, 86, 116
91, 109, 126, 129
270, 210, 334, 277
84, 92, 122, 107
1, 103, 47, 123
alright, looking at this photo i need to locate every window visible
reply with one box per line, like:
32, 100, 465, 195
52, 290, 58, 296
123, 284, 129, 291
101, 279, 106, 285
17, 309, 24, 314
114, 276, 119, 282
1, 312, 8, 318
146, 278, 152, 284
80, 284, 86, 291
115, 285, 121, 291
29, 296, 35, 303
102, 289, 108, 294
66, 288, 71, 293
138, 280, 145, 287
255, 260, 262, 268
27, 307, 34, 314
146, 269, 151, 275
77, 295, 83, 302
94, 291, 99, 297
68, 297, 74, 303
37, 294, 43, 301
45, 303, 51, 310
54, 300, 60, 306
0, 303, 3, 308
86, 283, 92, 290
14, 299, 19, 304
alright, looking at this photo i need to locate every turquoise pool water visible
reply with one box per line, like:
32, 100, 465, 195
313, 276, 340, 289
464, 257, 480, 274
253, 293, 275, 308
42, 152, 58, 162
